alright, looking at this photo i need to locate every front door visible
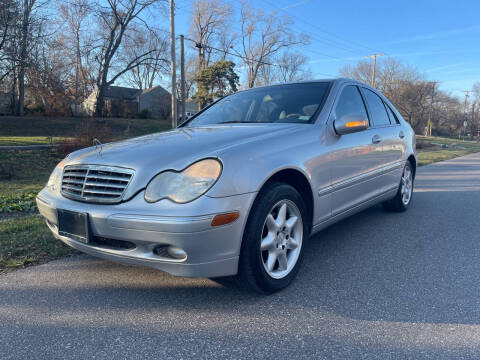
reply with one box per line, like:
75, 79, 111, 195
327, 84, 389, 216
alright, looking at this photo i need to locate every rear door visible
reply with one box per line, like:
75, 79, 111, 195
360, 88, 404, 191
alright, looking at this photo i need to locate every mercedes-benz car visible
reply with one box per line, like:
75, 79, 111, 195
36, 78, 416, 293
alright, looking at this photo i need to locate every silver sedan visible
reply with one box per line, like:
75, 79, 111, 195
36, 78, 417, 293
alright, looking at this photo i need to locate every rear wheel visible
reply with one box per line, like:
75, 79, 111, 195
236, 182, 308, 294
383, 161, 414, 212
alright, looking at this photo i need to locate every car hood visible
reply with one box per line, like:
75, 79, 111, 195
66, 124, 298, 199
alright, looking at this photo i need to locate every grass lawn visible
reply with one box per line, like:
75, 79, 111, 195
0, 149, 62, 216
0, 215, 76, 274
416, 136, 480, 166
0, 149, 76, 273
0, 136, 71, 146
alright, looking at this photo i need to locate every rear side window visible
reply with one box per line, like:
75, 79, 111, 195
363, 89, 391, 126
335, 85, 368, 121
385, 103, 400, 124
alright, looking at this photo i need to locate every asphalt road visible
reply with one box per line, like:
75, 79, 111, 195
2, 153, 480, 359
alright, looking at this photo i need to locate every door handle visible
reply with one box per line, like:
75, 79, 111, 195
399, 131, 405, 139
372, 134, 382, 144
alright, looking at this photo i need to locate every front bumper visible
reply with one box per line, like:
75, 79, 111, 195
36, 187, 256, 278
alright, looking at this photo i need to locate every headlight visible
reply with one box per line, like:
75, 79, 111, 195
47, 159, 66, 191
145, 159, 222, 203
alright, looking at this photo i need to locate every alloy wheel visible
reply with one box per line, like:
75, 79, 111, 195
401, 165, 413, 205
260, 199, 303, 279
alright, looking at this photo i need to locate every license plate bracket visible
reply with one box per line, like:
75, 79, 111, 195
57, 209, 89, 244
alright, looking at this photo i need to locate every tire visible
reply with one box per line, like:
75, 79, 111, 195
383, 161, 414, 212
236, 182, 308, 294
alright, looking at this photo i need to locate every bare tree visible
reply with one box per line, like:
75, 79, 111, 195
57, 0, 94, 103
276, 51, 310, 82
26, 36, 71, 114
123, 28, 169, 89
92, 0, 166, 116
175, 54, 197, 100
17, 0, 39, 115
339, 58, 420, 94
0, 0, 18, 84
473, 82, 480, 104
239, 1, 305, 88
217, 28, 236, 61
257, 51, 310, 85
189, 0, 233, 70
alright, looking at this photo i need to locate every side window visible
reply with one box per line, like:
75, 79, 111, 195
385, 103, 400, 124
335, 85, 368, 122
363, 89, 391, 126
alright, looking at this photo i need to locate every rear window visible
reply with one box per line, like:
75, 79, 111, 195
362, 89, 391, 126
385, 103, 400, 124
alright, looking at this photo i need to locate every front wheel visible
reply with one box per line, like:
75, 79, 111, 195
236, 182, 308, 294
383, 161, 414, 212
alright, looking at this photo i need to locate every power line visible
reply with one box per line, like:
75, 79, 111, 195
182, 35, 273, 66
229, 0, 367, 63
182, 35, 337, 78
257, 0, 384, 55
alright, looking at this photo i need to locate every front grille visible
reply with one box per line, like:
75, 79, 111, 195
61, 165, 134, 203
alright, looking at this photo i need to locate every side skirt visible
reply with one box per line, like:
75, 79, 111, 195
310, 188, 397, 236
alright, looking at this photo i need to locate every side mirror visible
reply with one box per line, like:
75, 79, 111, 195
334, 114, 369, 135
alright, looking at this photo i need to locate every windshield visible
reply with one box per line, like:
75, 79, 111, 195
185, 82, 331, 127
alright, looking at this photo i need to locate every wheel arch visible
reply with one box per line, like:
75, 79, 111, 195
255, 168, 315, 232
407, 154, 417, 179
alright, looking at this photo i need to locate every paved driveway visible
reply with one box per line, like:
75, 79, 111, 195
1, 153, 480, 359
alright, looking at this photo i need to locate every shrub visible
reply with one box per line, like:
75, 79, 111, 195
25, 103, 45, 115
0, 191, 37, 213
57, 119, 113, 156
134, 109, 150, 119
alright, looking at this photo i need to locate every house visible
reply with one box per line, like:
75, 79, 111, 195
185, 99, 200, 114
82, 85, 171, 119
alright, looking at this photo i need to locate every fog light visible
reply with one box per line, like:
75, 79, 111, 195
167, 246, 187, 260
211, 212, 239, 227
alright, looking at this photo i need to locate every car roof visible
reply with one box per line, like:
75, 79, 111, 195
240, 78, 369, 91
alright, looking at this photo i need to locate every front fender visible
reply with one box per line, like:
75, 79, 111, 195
206, 128, 317, 198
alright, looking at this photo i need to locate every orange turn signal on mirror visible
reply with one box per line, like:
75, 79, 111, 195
345, 120, 368, 128
211, 212, 239, 227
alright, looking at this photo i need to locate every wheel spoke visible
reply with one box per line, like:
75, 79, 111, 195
265, 214, 277, 232
285, 215, 298, 232
277, 252, 288, 270
266, 252, 278, 272
276, 203, 287, 227
287, 237, 298, 249
261, 233, 275, 251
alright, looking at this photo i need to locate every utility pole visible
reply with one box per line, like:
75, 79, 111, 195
195, 41, 204, 111
169, 0, 176, 128
463, 90, 471, 141
180, 34, 186, 123
366, 53, 384, 87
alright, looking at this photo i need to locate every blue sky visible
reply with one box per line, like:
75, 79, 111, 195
172, 0, 480, 98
